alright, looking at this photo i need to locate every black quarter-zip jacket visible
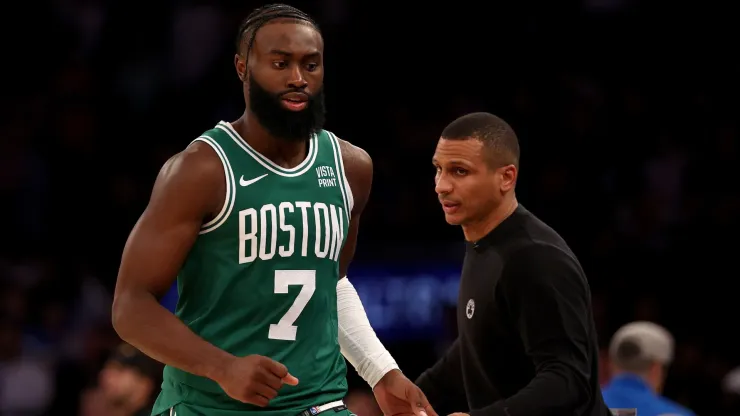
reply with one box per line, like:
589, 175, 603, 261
416, 205, 611, 416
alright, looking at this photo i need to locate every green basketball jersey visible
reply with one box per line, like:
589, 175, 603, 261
152, 121, 353, 415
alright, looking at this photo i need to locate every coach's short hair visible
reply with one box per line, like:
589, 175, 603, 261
440, 112, 520, 169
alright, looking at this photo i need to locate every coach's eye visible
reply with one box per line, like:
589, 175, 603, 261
455, 168, 468, 176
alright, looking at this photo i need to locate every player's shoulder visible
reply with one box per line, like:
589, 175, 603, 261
324, 130, 372, 181
157, 135, 224, 189
200, 120, 233, 138
182, 121, 235, 168
323, 130, 373, 210
173, 141, 223, 175
323, 129, 372, 172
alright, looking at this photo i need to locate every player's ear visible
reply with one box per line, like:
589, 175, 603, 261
235, 54, 247, 82
499, 164, 517, 192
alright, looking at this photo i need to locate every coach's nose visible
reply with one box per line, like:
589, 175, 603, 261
435, 172, 453, 195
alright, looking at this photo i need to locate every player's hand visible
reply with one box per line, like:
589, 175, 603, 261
214, 354, 299, 407
373, 370, 438, 416
448, 413, 469, 416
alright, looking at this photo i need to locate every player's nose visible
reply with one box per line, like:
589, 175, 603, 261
287, 67, 308, 90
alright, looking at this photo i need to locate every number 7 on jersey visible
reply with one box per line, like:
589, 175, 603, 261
268, 270, 316, 341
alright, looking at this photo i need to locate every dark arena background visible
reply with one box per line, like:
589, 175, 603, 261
1, 1, 739, 415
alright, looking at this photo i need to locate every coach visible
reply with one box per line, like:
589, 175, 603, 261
415, 112, 611, 416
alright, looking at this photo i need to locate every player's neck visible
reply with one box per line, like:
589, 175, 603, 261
462, 195, 518, 242
233, 114, 308, 169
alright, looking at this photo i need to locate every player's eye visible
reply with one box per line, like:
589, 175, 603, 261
273, 61, 287, 69
305, 62, 318, 71
454, 168, 468, 176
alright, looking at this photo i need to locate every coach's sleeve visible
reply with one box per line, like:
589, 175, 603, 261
469, 246, 595, 416
415, 338, 468, 415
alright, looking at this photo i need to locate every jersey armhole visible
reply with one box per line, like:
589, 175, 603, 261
326, 131, 355, 221
189, 136, 236, 235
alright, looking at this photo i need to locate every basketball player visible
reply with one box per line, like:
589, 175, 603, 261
112, 5, 435, 416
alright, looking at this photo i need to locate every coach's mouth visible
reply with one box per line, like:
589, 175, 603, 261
441, 201, 460, 214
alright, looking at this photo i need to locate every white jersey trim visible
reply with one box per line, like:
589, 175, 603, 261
190, 136, 236, 234
217, 121, 318, 177
326, 131, 355, 219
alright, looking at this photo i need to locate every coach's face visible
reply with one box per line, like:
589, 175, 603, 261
433, 138, 515, 227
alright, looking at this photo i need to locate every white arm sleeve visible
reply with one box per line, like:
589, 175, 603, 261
337, 277, 400, 388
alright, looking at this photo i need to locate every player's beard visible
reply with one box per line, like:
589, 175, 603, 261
248, 74, 326, 142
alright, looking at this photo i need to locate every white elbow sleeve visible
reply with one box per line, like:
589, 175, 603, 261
337, 277, 399, 388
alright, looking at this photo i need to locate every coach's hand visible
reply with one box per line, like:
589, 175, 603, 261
373, 370, 438, 416
214, 354, 299, 407
448, 413, 469, 416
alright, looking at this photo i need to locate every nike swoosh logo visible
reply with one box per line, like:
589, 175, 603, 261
239, 174, 268, 187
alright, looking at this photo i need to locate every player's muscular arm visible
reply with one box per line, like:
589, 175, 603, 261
337, 139, 373, 278
112, 142, 231, 379
113, 143, 298, 407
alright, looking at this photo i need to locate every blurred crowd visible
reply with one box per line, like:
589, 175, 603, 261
2, 0, 739, 415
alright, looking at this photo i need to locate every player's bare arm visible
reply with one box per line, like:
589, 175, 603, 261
113, 142, 297, 407
337, 138, 373, 279
113, 142, 229, 377
334, 137, 437, 416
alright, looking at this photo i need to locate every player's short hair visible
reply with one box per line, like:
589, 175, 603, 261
236, 4, 319, 58
441, 112, 520, 169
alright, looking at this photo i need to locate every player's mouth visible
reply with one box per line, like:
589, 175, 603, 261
441, 201, 460, 214
280, 92, 309, 111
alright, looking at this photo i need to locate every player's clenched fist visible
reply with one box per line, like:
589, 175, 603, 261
214, 354, 299, 407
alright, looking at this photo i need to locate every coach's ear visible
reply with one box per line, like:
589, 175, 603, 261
498, 164, 517, 193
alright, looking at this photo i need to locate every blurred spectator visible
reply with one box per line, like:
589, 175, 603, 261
79, 342, 163, 416
601, 322, 695, 416
721, 366, 740, 414
0, 317, 55, 415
